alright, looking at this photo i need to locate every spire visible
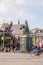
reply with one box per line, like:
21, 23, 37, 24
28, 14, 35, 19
18, 19, 20, 24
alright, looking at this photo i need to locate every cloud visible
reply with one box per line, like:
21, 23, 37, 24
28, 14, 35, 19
0, 0, 43, 29
0, 4, 7, 13
0, 0, 43, 14
15, 0, 24, 4
15, 0, 43, 8
18, 8, 25, 17
0, 17, 3, 24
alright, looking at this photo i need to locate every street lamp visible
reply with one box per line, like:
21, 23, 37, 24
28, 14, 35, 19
1, 31, 4, 48
1, 19, 5, 49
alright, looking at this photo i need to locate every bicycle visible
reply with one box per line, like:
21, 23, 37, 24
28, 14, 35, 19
30, 49, 37, 56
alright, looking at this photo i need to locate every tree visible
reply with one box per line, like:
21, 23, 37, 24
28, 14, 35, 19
2, 22, 13, 47
4, 22, 13, 37
0, 34, 3, 45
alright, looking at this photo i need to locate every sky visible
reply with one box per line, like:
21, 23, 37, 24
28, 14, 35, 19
0, 0, 43, 29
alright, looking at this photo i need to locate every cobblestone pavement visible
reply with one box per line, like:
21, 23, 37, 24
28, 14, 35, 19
0, 53, 43, 65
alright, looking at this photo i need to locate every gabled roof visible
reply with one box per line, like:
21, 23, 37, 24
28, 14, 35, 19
31, 28, 40, 31
11, 24, 25, 35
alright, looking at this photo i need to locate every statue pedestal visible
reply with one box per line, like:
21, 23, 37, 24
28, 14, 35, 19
20, 35, 32, 53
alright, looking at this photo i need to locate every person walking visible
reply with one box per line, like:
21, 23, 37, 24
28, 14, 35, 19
36, 41, 41, 55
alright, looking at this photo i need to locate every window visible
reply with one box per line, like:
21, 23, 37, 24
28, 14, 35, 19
23, 26, 25, 28
20, 27, 22, 30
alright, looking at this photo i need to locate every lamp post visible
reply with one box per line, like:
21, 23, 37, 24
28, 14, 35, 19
2, 19, 5, 49
1, 31, 4, 49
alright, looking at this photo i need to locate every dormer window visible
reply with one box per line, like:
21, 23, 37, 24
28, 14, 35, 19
20, 27, 22, 30
23, 26, 25, 28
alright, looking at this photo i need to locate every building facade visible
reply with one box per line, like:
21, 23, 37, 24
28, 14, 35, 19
30, 28, 43, 43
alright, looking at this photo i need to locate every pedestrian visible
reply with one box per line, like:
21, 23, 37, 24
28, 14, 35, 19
36, 42, 41, 55
32, 39, 34, 50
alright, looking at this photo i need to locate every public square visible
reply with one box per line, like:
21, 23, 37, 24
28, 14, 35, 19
0, 53, 43, 65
